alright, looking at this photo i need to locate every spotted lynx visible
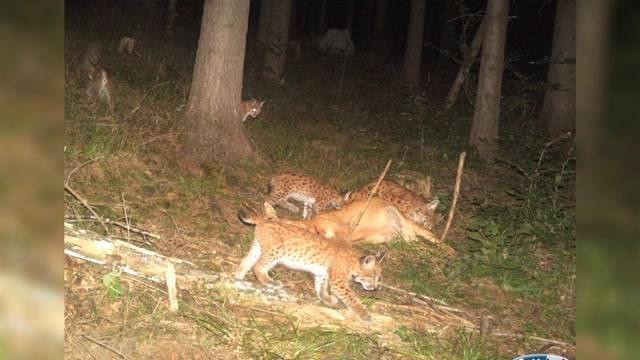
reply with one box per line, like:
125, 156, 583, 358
346, 180, 440, 229
241, 98, 265, 122
236, 203, 385, 323
267, 172, 345, 219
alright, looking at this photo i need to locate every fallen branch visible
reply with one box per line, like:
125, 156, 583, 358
346, 159, 392, 241
64, 216, 160, 240
82, 334, 127, 359
440, 152, 466, 243
491, 332, 574, 348
64, 184, 110, 235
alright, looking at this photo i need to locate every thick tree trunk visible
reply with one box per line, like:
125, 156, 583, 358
539, 0, 576, 136
347, 0, 357, 32
444, 20, 484, 109
403, 0, 427, 88
318, 0, 327, 35
374, 0, 388, 36
469, 0, 509, 161
181, 0, 257, 163
165, 0, 178, 35
262, 0, 293, 81
258, 0, 273, 46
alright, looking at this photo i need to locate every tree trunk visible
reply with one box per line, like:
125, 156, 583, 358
444, 19, 484, 109
403, 0, 427, 88
258, 0, 273, 46
469, 0, 509, 161
165, 0, 178, 35
539, 0, 576, 136
181, 0, 257, 163
318, 0, 327, 35
262, 0, 293, 81
347, 0, 357, 32
374, 0, 388, 37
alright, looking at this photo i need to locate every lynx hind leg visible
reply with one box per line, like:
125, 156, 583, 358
330, 280, 371, 323
252, 255, 283, 289
235, 241, 262, 281
314, 275, 338, 306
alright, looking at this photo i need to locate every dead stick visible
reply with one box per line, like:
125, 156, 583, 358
346, 159, 392, 241
491, 332, 573, 348
64, 216, 160, 239
82, 334, 127, 359
64, 184, 110, 235
440, 152, 465, 243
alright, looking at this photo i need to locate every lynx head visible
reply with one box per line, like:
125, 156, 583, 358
352, 252, 386, 291
412, 199, 440, 229
242, 99, 266, 121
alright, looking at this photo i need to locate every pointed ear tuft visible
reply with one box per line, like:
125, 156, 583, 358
426, 199, 439, 212
263, 202, 278, 218
376, 252, 387, 262
260, 100, 266, 107
342, 191, 352, 202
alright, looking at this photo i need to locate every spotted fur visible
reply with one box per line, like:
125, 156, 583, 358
236, 203, 385, 323
267, 172, 345, 219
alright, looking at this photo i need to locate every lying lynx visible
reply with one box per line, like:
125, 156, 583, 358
346, 180, 440, 229
236, 203, 385, 322
292, 198, 447, 248
267, 172, 345, 219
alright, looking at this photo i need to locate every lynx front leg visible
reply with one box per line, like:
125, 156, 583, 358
252, 256, 283, 289
330, 279, 371, 323
235, 241, 262, 280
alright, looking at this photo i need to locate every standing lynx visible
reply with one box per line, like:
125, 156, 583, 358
346, 180, 440, 229
267, 172, 345, 219
236, 203, 385, 323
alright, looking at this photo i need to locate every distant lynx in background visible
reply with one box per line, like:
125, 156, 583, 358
346, 180, 440, 229
241, 98, 265, 122
236, 203, 385, 323
86, 68, 114, 113
267, 172, 345, 219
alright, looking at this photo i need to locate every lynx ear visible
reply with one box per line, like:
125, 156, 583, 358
259, 100, 266, 107
342, 191, 352, 202
376, 252, 387, 263
361, 255, 377, 268
263, 202, 278, 219
426, 199, 439, 212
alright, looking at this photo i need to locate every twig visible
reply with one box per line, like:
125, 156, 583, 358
381, 282, 449, 306
345, 159, 392, 241
440, 152, 466, 243
64, 184, 110, 235
121, 193, 130, 240
166, 263, 179, 312
529, 131, 572, 194
65, 156, 103, 186
82, 334, 127, 359
64, 216, 160, 239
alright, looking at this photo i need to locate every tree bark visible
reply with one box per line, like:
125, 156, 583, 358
262, 0, 293, 81
347, 0, 357, 32
181, 0, 257, 163
318, 0, 327, 35
469, 0, 509, 161
403, 0, 427, 88
165, 0, 178, 35
374, 0, 388, 36
258, 0, 273, 46
444, 19, 484, 109
539, 0, 576, 136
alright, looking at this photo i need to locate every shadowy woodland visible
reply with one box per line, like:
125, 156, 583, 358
64, 0, 575, 358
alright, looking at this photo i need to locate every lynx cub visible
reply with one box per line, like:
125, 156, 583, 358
241, 98, 265, 122
267, 172, 345, 219
236, 203, 385, 323
346, 180, 439, 229
86, 68, 114, 112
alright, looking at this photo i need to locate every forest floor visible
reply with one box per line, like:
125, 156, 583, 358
64, 29, 575, 359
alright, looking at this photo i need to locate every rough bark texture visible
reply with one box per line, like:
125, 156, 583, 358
444, 20, 484, 109
258, 0, 273, 46
539, 0, 576, 136
403, 0, 427, 88
374, 0, 388, 36
469, 0, 509, 161
262, 0, 293, 81
181, 0, 256, 163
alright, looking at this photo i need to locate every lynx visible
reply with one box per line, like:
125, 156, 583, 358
86, 68, 114, 113
236, 203, 385, 323
267, 172, 345, 219
241, 98, 266, 122
345, 180, 440, 229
